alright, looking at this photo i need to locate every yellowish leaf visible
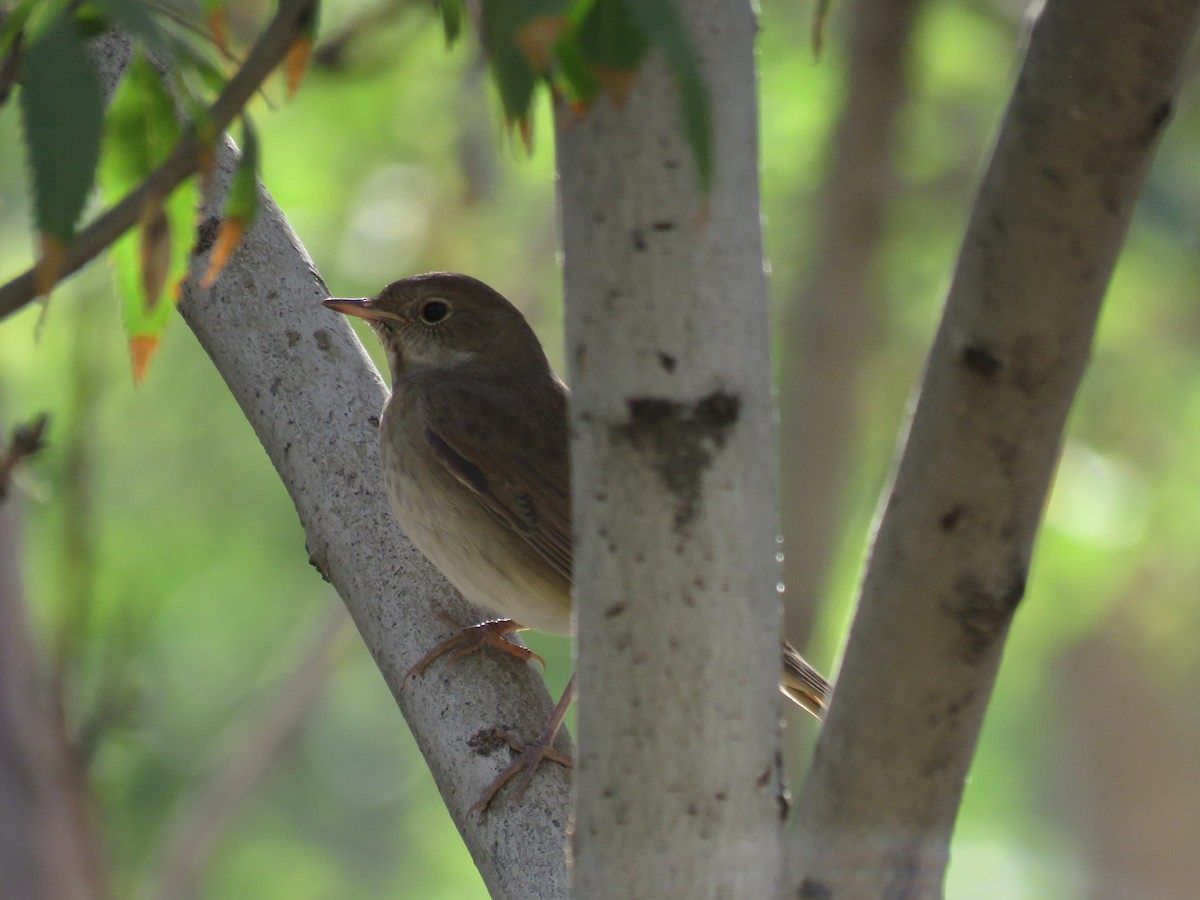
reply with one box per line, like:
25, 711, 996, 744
35, 233, 67, 296
207, 10, 230, 55
129, 334, 160, 385
139, 196, 171, 310
199, 217, 246, 288
595, 66, 637, 106
516, 16, 568, 72
516, 115, 534, 155
197, 141, 216, 190
285, 36, 313, 99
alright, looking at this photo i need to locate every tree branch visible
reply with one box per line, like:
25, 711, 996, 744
789, 0, 1200, 895
779, 0, 924, 647
0, 0, 314, 322
145, 607, 349, 900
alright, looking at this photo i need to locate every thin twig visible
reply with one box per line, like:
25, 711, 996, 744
0, 0, 316, 322
144, 606, 350, 900
0, 413, 50, 502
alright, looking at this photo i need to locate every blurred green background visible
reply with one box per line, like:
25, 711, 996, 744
2, 1, 1198, 897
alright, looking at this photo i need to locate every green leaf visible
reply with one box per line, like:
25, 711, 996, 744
434, 0, 464, 43
575, 0, 646, 71
0, 0, 39, 50
552, 33, 600, 106
621, 0, 712, 187
99, 50, 196, 378
226, 117, 260, 226
19, 13, 105, 241
94, 0, 173, 58
199, 117, 260, 288
812, 0, 833, 57
478, 0, 567, 122
103, 52, 181, 187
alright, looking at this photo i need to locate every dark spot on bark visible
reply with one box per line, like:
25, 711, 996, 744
664, 159, 679, 170
613, 391, 741, 531
756, 767, 771, 788
989, 434, 1020, 477
939, 506, 965, 532
1040, 165, 1066, 190
313, 328, 334, 351
800, 879, 833, 899
1142, 101, 1172, 144
194, 217, 220, 255
954, 568, 1027, 664
652, 221, 675, 232
368, 415, 380, 428
687, 803, 698, 816
921, 750, 954, 778
468, 728, 511, 756
575, 342, 588, 371
269, 377, 283, 397
286, 329, 301, 347
962, 344, 1002, 378
715, 791, 728, 801
605, 603, 626, 618
657, 352, 677, 373
695, 392, 739, 428
632, 229, 647, 251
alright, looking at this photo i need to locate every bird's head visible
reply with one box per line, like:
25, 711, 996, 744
323, 272, 550, 381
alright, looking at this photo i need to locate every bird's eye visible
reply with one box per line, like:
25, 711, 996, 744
418, 299, 451, 325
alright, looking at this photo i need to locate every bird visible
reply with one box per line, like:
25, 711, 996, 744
323, 272, 830, 811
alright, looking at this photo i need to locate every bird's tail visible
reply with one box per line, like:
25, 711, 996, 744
780, 640, 831, 719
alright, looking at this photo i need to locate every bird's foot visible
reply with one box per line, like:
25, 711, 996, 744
403, 614, 544, 685
473, 676, 575, 814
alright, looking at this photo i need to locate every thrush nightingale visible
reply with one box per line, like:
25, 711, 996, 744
324, 272, 829, 809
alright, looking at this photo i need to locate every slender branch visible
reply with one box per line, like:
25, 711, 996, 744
789, 0, 1200, 895
0, 413, 49, 502
0, 0, 315, 322
779, 0, 924, 647
0, 406, 105, 900
145, 607, 349, 900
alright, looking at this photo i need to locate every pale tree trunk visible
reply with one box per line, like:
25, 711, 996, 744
789, 0, 1200, 896
557, 0, 783, 896
81, 33, 573, 900
779, 0, 923, 647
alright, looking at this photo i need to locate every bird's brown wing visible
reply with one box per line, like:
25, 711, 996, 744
423, 376, 572, 581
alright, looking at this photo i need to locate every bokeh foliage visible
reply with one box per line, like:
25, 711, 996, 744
1, 0, 1198, 896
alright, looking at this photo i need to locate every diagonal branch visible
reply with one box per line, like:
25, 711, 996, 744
788, 0, 1200, 895
0, 0, 315, 322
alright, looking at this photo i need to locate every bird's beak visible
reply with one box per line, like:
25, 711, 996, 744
322, 297, 399, 322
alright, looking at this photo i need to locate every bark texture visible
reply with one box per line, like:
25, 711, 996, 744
789, 1, 1200, 896
557, 1, 783, 896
